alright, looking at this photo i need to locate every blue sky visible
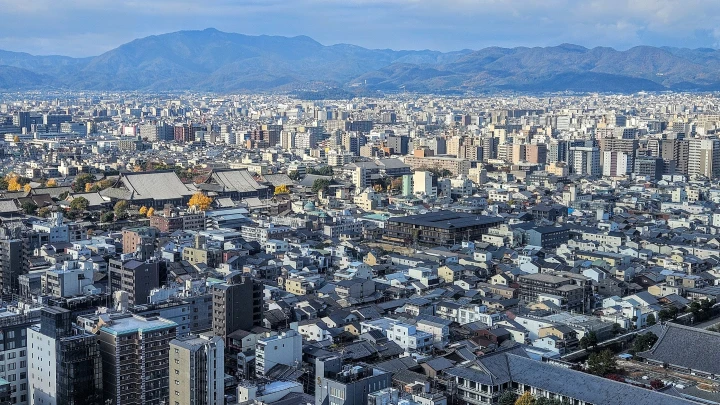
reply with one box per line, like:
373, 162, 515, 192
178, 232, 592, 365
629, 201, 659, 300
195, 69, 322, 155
0, 0, 718, 56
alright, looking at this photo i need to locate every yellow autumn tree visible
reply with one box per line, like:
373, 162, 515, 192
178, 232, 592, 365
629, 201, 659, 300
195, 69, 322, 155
146, 207, 155, 217
274, 184, 290, 195
515, 392, 535, 405
85, 182, 93, 192
188, 192, 213, 211
46, 179, 57, 187
13, 135, 20, 143
7, 175, 21, 191
23, 184, 31, 193
138, 206, 148, 215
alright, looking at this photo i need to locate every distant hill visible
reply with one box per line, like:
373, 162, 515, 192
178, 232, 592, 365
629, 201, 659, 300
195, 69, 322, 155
0, 29, 719, 93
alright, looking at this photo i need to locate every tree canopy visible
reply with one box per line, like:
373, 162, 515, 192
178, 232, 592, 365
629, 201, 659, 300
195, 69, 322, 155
188, 192, 213, 211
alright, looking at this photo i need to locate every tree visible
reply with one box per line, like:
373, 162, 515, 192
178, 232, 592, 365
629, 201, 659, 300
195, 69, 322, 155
632, 332, 658, 354
85, 182, 94, 192
288, 171, 301, 180
646, 313, 656, 326
499, 391, 519, 405
45, 179, 57, 187
100, 211, 115, 223
7, 175, 22, 191
73, 173, 94, 193
515, 392, 535, 405
650, 379, 664, 390
274, 184, 290, 195
612, 323, 622, 335
70, 197, 90, 211
114, 200, 129, 220
138, 206, 148, 215
23, 184, 32, 193
579, 336, 589, 350
146, 207, 155, 217
188, 192, 213, 211
13, 135, 20, 143
21, 201, 37, 215
658, 307, 678, 322
586, 349, 618, 376
37, 207, 51, 218
311, 179, 331, 193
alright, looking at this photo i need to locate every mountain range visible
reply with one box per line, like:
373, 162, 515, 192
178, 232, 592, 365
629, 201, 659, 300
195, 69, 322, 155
1, 28, 720, 94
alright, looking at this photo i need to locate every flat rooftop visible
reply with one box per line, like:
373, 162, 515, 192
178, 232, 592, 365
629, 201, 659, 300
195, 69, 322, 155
387, 211, 502, 229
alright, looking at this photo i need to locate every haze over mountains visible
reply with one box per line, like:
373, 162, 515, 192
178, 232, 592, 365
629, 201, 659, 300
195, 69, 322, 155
1, 28, 720, 93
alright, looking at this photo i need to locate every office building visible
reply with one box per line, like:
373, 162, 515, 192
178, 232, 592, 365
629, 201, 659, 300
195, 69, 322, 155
108, 259, 162, 306
0, 226, 29, 295
97, 314, 178, 405
28, 307, 102, 405
212, 275, 264, 340
169, 335, 224, 405
634, 157, 663, 180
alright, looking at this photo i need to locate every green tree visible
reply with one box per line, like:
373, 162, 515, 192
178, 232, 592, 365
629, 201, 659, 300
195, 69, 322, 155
100, 211, 115, 223
21, 201, 37, 215
658, 307, 678, 322
72, 173, 94, 193
632, 333, 658, 354
646, 313, 656, 326
70, 197, 90, 211
288, 171, 301, 180
114, 200, 129, 219
311, 178, 331, 193
586, 349, 618, 376
499, 391, 519, 405
37, 207, 52, 218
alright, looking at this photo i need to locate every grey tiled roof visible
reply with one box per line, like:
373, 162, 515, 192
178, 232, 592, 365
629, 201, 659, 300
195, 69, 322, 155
639, 323, 720, 375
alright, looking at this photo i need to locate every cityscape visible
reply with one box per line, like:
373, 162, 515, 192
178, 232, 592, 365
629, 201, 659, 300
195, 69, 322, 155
0, 3, 720, 405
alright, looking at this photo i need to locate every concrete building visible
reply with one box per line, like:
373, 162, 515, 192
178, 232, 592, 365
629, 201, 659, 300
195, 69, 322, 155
97, 314, 178, 405
570, 146, 601, 176
212, 275, 264, 340
169, 335, 224, 405
108, 259, 161, 306
28, 307, 102, 405
255, 330, 302, 377
0, 310, 40, 405
688, 138, 720, 179
315, 356, 391, 405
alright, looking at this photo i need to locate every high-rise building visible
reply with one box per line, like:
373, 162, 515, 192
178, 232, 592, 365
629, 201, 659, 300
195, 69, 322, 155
660, 136, 689, 175
0, 226, 29, 295
0, 310, 39, 405
569, 146, 601, 176
212, 275, 264, 340
28, 307, 102, 405
525, 144, 547, 164
634, 157, 663, 180
108, 259, 162, 306
688, 138, 720, 179
386, 135, 410, 155
97, 314, 178, 405
602, 151, 632, 177
169, 335, 225, 405
353, 167, 370, 191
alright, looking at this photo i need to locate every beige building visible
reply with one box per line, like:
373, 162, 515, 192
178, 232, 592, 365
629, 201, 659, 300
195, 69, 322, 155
169, 335, 225, 405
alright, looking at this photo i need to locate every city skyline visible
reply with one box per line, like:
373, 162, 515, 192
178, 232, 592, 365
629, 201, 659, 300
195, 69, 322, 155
0, 0, 718, 57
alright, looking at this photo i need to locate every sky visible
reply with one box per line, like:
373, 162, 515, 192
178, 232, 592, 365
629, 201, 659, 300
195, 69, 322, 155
0, 0, 718, 57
